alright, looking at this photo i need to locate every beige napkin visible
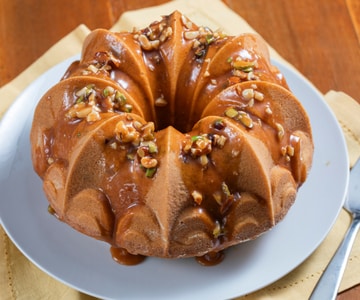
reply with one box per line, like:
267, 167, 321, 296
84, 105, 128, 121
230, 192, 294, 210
1, 0, 360, 299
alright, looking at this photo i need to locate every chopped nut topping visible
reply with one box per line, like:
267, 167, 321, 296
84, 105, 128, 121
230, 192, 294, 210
247, 98, 255, 107
138, 34, 160, 51
231, 69, 247, 79
221, 182, 231, 197
228, 57, 260, 82
155, 96, 168, 107
182, 134, 213, 159
192, 39, 201, 49
237, 111, 253, 128
110, 118, 159, 179
286, 145, 295, 157
82, 62, 111, 76
76, 86, 90, 98
145, 167, 157, 178
218, 182, 237, 214
205, 34, 215, 44
265, 105, 273, 115
181, 15, 193, 29
213, 221, 221, 238
191, 136, 212, 156
133, 120, 143, 131
254, 91, 264, 101
134, 21, 173, 51
191, 190, 203, 205
66, 85, 133, 122
141, 122, 155, 141
199, 154, 209, 167
87, 64, 99, 74
73, 105, 92, 118
126, 152, 135, 160
225, 107, 253, 129
184, 31, 200, 40
203, 58, 211, 78
138, 34, 151, 50
247, 71, 259, 81
86, 109, 101, 122
137, 147, 146, 158
115, 120, 140, 144
182, 131, 227, 165
242, 88, 254, 100
141, 156, 158, 169
225, 107, 239, 118
159, 26, 173, 42
231, 149, 240, 158
150, 39, 160, 49
137, 141, 158, 158
183, 139, 192, 153
109, 142, 117, 150
231, 59, 256, 72
103, 86, 115, 97
182, 25, 227, 59
275, 123, 285, 140
213, 134, 227, 148
146, 141, 158, 153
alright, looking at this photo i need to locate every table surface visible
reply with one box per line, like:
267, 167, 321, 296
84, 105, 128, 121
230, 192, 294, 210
0, 0, 359, 298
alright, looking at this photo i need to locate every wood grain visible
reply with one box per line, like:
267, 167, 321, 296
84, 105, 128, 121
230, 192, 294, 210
0, 0, 359, 298
346, 0, 360, 43
0, 0, 167, 85
224, 0, 360, 102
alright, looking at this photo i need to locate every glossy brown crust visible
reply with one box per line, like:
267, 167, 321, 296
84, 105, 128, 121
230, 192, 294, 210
30, 11, 313, 261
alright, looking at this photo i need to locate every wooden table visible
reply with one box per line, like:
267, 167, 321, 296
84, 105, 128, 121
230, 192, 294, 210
0, 0, 359, 298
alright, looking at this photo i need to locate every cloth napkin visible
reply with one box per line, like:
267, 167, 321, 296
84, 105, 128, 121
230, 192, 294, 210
1, 0, 359, 299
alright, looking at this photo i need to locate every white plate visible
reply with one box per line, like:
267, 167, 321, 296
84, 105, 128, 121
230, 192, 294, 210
0, 56, 349, 300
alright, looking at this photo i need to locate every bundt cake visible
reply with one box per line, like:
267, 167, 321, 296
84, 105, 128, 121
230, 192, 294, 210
30, 11, 313, 266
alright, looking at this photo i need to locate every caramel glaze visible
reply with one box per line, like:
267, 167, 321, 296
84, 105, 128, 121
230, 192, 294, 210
196, 251, 225, 267
31, 11, 313, 266
110, 246, 146, 266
